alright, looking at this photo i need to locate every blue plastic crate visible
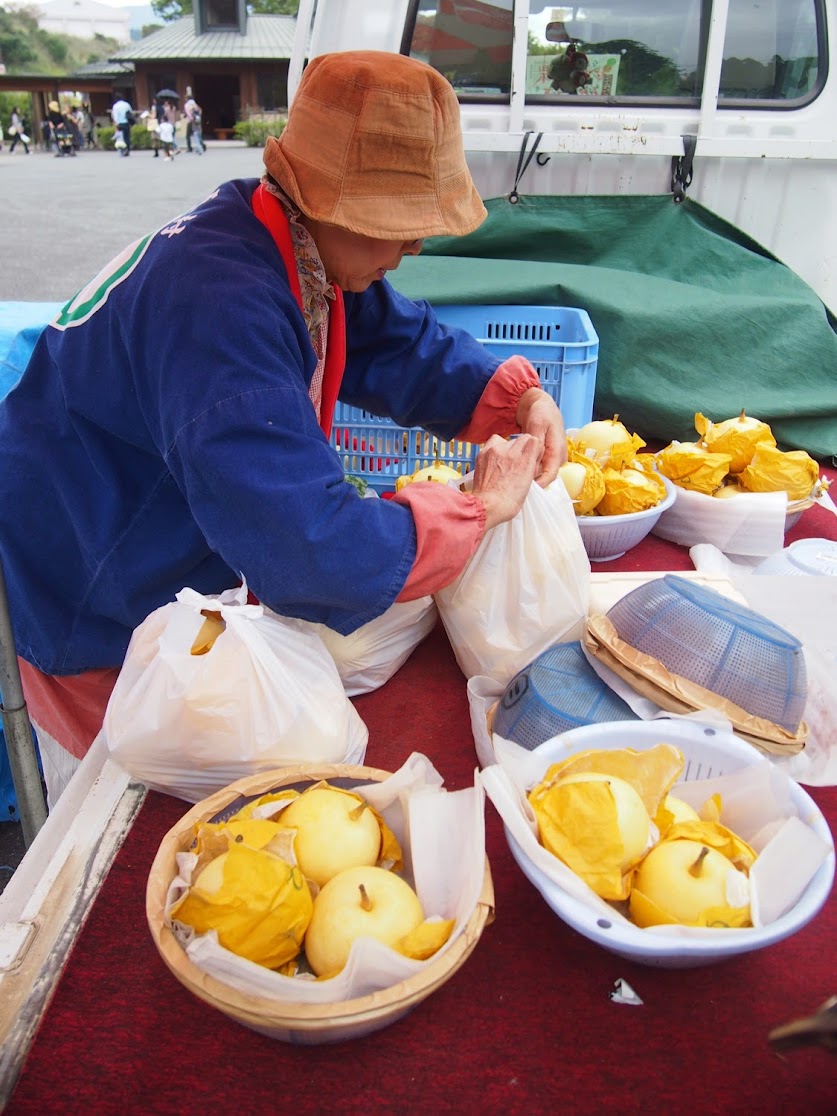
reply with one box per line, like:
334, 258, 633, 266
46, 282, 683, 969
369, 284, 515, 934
331, 304, 598, 493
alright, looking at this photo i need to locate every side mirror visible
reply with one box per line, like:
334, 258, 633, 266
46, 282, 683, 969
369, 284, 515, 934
545, 21, 570, 44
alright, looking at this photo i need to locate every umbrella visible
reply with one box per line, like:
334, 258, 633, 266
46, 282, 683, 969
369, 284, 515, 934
155, 89, 179, 100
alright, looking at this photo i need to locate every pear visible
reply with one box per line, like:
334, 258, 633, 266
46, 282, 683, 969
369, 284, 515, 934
695, 409, 776, 473
395, 460, 462, 492
280, 786, 382, 888
575, 415, 635, 461
304, 866, 425, 977
630, 839, 750, 927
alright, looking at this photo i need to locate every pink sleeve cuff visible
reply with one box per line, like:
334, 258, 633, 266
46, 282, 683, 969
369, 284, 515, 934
392, 482, 486, 600
456, 355, 542, 444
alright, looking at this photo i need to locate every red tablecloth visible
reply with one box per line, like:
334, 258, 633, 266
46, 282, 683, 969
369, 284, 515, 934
7, 493, 837, 1114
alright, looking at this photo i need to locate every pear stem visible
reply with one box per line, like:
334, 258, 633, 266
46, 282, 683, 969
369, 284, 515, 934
688, 846, 710, 878
358, 883, 372, 912
348, 802, 367, 822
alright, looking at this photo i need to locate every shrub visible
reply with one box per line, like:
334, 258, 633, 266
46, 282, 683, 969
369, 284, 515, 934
97, 124, 153, 151
233, 118, 286, 148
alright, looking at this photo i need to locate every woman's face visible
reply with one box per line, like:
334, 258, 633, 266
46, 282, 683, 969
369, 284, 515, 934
301, 218, 423, 292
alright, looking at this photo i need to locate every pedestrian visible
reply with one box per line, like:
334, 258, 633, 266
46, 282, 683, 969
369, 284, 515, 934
0, 51, 566, 806
111, 95, 134, 156
186, 98, 205, 154
7, 106, 30, 154
157, 117, 176, 160
184, 92, 198, 152
45, 100, 64, 154
81, 102, 98, 149
66, 105, 84, 152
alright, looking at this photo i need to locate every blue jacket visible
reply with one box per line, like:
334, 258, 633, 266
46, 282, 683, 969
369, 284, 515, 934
0, 179, 497, 674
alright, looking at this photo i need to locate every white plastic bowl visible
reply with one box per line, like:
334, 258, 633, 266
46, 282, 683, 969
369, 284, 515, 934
754, 537, 837, 576
502, 720, 834, 968
577, 475, 677, 562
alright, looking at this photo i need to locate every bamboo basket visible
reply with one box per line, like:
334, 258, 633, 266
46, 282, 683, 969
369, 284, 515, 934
146, 763, 494, 1044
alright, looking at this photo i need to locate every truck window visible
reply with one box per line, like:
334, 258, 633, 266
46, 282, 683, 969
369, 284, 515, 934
405, 0, 824, 106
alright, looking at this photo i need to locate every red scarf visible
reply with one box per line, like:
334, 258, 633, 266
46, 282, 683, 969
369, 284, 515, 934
250, 183, 346, 440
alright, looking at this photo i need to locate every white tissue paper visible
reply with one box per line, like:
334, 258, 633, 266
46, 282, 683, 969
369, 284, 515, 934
652, 484, 788, 556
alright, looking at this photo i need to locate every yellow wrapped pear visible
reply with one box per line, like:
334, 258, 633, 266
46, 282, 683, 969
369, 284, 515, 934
657, 441, 732, 495
575, 416, 646, 467
629, 838, 752, 929
695, 410, 776, 473
527, 745, 684, 901
395, 460, 462, 492
171, 842, 314, 969
596, 465, 666, 516
738, 443, 820, 502
558, 452, 606, 515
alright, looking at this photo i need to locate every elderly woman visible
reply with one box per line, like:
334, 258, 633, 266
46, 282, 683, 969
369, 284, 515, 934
0, 52, 566, 803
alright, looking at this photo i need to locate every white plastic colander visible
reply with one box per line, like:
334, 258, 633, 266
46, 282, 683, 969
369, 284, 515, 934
497, 720, 834, 968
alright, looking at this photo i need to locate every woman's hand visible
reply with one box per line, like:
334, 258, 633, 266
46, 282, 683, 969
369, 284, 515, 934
470, 433, 541, 529
515, 388, 567, 486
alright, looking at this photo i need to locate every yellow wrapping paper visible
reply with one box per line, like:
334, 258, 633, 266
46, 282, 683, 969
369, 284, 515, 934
170, 842, 314, 969
738, 443, 821, 502
657, 442, 732, 495
399, 917, 456, 961
596, 465, 667, 516
528, 746, 684, 901
566, 448, 607, 514
695, 410, 776, 473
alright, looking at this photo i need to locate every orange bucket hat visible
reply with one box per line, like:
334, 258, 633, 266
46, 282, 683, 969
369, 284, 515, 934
263, 51, 487, 240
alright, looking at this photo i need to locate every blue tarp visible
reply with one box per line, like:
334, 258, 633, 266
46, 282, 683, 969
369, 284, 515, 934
0, 302, 63, 400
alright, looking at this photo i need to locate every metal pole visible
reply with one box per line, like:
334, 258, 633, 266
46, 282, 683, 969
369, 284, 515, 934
0, 556, 47, 846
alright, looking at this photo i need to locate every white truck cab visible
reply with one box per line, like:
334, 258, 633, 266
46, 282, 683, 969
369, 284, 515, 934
291, 0, 836, 314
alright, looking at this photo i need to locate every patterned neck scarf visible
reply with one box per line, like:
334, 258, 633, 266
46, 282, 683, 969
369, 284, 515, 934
261, 176, 336, 417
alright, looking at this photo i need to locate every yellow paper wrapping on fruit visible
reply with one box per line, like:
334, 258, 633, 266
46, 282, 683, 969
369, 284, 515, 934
228, 789, 299, 821
604, 431, 646, 470
536, 745, 684, 817
657, 442, 732, 495
196, 816, 284, 852
655, 792, 722, 835
567, 449, 606, 514
695, 411, 776, 473
528, 779, 639, 900
629, 888, 752, 929
395, 461, 462, 492
398, 917, 456, 961
657, 820, 757, 871
170, 843, 314, 969
596, 465, 667, 516
528, 746, 683, 900
737, 443, 820, 502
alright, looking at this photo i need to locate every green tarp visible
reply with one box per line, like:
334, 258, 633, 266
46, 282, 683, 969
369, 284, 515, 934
391, 195, 837, 460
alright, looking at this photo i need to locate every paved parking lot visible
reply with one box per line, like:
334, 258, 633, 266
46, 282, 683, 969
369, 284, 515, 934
1, 141, 265, 301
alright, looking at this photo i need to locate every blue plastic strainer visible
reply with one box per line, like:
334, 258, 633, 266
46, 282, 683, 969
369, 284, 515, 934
493, 641, 637, 751
606, 575, 807, 733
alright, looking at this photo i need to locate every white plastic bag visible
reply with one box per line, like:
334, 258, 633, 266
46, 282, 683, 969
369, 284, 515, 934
104, 583, 368, 802
434, 479, 590, 684
284, 597, 438, 696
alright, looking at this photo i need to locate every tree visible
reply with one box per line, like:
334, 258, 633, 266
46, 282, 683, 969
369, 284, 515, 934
151, 0, 299, 20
